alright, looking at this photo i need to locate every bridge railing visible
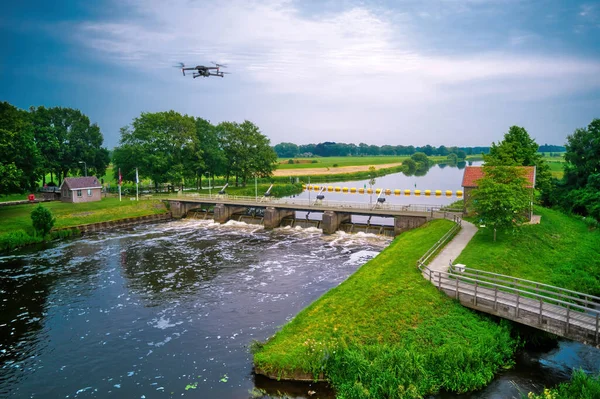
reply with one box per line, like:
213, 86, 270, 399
174, 193, 460, 215
416, 220, 600, 343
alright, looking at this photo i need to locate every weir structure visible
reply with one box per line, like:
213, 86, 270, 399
166, 194, 460, 236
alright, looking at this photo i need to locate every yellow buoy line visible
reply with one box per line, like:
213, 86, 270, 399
302, 184, 463, 197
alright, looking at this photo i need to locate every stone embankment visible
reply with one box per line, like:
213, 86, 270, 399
53, 213, 172, 234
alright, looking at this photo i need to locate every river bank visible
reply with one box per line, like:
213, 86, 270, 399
0, 198, 170, 252
253, 219, 519, 397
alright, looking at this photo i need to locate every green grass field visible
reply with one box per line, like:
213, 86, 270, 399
254, 220, 517, 397
0, 198, 169, 251
456, 207, 600, 295
276, 155, 458, 169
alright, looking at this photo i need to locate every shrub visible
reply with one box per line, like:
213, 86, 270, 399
311, 160, 318, 164
31, 204, 55, 237
332, 163, 339, 167
287, 159, 295, 164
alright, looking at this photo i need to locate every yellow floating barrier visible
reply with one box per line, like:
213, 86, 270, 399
350, 187, 356, 193
328, 186, 334, 192
335, 186, 341, 192
302, 184, 306, 189
342, 187, 348, 192
456, 190, 463, 196
435, 190, 442, 196
446, 190, 452, 196
358, 188, 365, 194
404, 189, 411, 195
367, 188, 373, 194
425, 189, 431, 196
385, 189, 391, 195
314, 185, 320, 191
375, 188, 382, 194
394, 189, 401, 195
414, 189, 421, 195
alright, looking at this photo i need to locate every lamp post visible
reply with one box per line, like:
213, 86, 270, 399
78, 161, 87, 177
204, 171, 211, 197
254, 174, 258, 201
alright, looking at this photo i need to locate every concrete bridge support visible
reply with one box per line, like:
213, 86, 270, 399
263, 208, 295, 229
213, 204, 248, 224
394, 215, 429, 235
169, 200, 197, 219
322, 211, 351, 234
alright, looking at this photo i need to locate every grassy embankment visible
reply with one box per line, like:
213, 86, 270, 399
253, 219, 518, 398
456, 206, 600, 296
527, 369, 600, 399
0, 198, 169, 252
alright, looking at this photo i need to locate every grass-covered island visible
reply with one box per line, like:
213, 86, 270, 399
253, 220, 519, 398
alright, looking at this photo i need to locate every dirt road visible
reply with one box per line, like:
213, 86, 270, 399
272, 162, 404, 177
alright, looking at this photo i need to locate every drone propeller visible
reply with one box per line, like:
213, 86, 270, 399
211, 61, 228, 68
174, 62, 186, 76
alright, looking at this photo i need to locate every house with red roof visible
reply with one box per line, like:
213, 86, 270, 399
461, 166, 536, 220
59, 176, 103, 203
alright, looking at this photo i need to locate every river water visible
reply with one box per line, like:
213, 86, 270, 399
0, 220, 388, 398
2, 190, 599, 398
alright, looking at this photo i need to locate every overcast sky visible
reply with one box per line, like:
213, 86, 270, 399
1, 0, 599, 149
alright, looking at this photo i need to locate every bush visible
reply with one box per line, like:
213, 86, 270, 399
332, 163, 339, 167
311, 160, 318, 164
287, 159, 295, 164
31, 204, 55, 237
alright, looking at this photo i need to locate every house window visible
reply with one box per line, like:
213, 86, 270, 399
77, 190, 82, 197
87, 189, 92, 196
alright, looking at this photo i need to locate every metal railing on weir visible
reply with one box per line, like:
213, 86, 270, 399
172, 192, 461, 215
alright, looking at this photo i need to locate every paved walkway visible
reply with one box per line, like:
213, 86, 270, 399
427, 220, 477, 273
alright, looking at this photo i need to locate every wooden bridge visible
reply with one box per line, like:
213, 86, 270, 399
418, 221, 600, 346
166, 194, 461, 235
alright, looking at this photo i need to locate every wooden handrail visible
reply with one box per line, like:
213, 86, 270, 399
416, 219, 600, 340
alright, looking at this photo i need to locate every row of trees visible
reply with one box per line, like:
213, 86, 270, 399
112, 112, 278, 188
0, 102, 110, 195
273, 141, 485, 158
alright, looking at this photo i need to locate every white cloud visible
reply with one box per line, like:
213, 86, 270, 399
69, 0, 600, 146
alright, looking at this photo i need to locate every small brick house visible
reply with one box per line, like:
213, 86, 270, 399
60, 176, 103, 203
461, 166, 536, 220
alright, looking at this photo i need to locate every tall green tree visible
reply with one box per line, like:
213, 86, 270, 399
472, 166, 532, 241
273, 142, 299, 158
113, 111, 200, 188
0, 102, 40, 193
217, 120, 277, 186
485, 126, 552, 200
195, 117, 226, 186
29, 106, 109, 183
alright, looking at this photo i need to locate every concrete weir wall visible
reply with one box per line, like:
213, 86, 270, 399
322, 211, 351, 234
263, 207, 294, 229
213, 204, 248, 224
394, 215, 429, 235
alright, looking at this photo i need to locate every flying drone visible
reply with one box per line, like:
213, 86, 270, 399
175, 62, 230, 78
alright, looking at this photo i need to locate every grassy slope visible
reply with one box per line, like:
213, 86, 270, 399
0, 198, 168, 236
276, 156, 458, 170
456, 207, 600, 295
254, 220, 517, 397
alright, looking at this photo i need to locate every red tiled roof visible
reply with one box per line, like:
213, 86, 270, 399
61, 176, 102, 190
461, 166, 536, 188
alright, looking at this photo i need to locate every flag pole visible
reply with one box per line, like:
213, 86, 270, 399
118, 168, 122, 202
136, 168, 139, 201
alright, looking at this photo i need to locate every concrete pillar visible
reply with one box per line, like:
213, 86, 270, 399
213, 204, 248, 224
170, 201, 185, 218
322, 211, 351, 234
263, 207, 295, 229
394, 215, 428, 235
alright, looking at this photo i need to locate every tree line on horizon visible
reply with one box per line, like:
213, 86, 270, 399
273, 141, 565, 158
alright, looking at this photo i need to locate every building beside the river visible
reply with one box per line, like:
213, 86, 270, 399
60, 176, 103, 203
461, 166, 536, 220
